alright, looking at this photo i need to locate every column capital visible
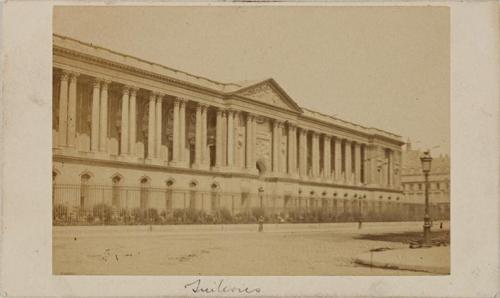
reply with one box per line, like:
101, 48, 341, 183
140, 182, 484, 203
68, 71, 80, 80
216, 107, 225, 116
101, 79, 112, 89
287, 121, 298, 129
299, 127, 308, 135
323, 134, 332, 141
60, 70, 70, 81
154, 92, 165, 99
273, 119, 282, 128
92, 79, 102, 88
122, 86, 130, 95
176, 97, 188, 104
246, 112, 258, 120
61, 69, 79, 79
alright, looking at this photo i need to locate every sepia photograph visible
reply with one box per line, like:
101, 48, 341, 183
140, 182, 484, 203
2, 1, 500, 296
50, 6, 452, 276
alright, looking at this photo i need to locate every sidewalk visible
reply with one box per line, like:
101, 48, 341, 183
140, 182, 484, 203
354, 246, 450, 274
54, 221, 449, 238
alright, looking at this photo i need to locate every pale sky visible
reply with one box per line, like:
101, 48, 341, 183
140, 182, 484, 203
54, 6, 450, 156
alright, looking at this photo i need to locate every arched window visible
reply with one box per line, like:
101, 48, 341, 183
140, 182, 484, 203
111, 175, 122, 209
189, 180, 198, 209
309, 191, 315, 210
210, 182, 220, 212
165, 179, 175, 213
140, 177, 150, 209
80, 173, 91, 210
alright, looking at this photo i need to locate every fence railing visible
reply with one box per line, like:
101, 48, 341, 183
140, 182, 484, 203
52, 184, 450, 226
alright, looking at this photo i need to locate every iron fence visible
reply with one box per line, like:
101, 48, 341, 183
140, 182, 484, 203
52, 184, 450, 226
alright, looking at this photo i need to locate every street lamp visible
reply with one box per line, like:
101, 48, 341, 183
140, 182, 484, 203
420, 150, 433, 245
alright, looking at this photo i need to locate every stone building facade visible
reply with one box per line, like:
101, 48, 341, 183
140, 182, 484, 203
52, 34, 411, 224
401, 141, 450, 220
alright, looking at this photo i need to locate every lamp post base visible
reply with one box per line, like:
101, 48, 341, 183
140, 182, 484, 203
423, 215, 432, 246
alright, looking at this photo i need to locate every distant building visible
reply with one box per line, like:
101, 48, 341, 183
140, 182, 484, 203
401, 139, 450, 220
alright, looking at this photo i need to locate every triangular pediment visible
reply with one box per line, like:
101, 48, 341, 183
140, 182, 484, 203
232, 79, 303, 113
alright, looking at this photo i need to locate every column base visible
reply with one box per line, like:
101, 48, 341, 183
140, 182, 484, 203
93, 151, 110, 159
145, 157, 164, 166
123, 154, 141, 163
169, 160, 189, 168
246, 168, 259, 176
192, 163, 210, 171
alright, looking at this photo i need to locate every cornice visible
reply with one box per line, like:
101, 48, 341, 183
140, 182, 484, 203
54, 46, 227, 99
54, 38, 403, 147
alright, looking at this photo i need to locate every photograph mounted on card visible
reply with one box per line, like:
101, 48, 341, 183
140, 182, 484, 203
51, 5, 450, 276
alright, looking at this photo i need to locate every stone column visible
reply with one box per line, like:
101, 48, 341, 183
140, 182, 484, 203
389, 149, 394, 187
394, 150, 401, 189
299, 128, 308, 177
194, 103, 202, 166
90, 79, 100, 152
312, 132, 319, 177
221, 110, 228, 166
361, 144, 367, 184
129, 88, 137, 156
345, 140, 352, 184
179, 99, 186, 164
334, 138, 342, 181
272, 120, 280, 174
172, 99, 180, 162
120, 86, 130, 155
233, 111, 240, 168
215, 108, 223, 167
201, 104, 208, 166
147, 93, 156, 159
58, 71, 69, 147
245, 113, 253, 170
368, 144, 379, 186
67, 73, 78, 148
354, 142, 361, 185
323, 135, 331, 178
99, 80, 109, 152
287, 123, 295, 175
155, 94, 163, 159
226, 110, 234, 167
250, 114, 256, 168
293, 125, 298, 175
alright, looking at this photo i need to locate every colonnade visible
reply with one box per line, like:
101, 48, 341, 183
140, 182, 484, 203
54, 69, 398, 188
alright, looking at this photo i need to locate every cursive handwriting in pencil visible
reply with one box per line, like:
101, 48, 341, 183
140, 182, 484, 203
184, 279, 261, 294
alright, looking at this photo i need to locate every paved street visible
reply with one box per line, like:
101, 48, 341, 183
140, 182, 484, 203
53, 221, 449, 275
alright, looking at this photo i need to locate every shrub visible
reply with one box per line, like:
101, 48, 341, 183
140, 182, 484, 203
53, 204, 68, 220
131, 207, 161, 224
218, 207, 232, 223
251, 207, 265, 220
92, 203, 112, 224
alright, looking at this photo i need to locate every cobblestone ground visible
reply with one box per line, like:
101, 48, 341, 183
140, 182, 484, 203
53, 221, 449, 275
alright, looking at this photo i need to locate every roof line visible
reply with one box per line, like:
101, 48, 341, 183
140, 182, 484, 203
301, 107, 402, 138
53, 33, 402, 140
53, 33, 241, 89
